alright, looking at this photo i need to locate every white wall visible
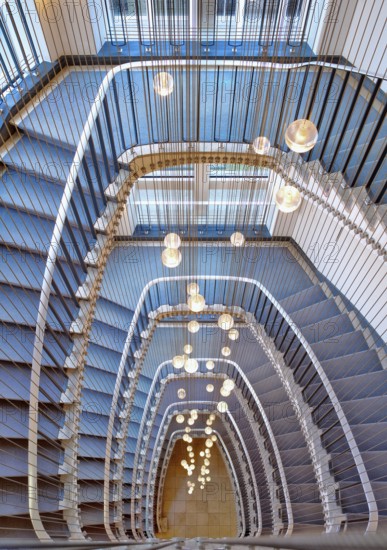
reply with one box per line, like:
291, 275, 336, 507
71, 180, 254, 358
35, 0, 100, 59
272, 198, 387, 342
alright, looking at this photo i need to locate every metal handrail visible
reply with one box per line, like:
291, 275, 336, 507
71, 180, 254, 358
28, 57, 382, 539
104, 275, 376, 539
131, 355, 291, 535
155, 428, 245, 537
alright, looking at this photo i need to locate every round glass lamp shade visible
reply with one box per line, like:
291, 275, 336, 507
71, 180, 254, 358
205, 439, 214, 448
217, 401, 228, 413
153, 71, 174, 96
176, 414, 185, 424
206, 384, 214, 393
275, 185, 302, 213
172, 355, 185, 369
187, 282, 200, 296
285, 119, 318, 153
187, 445, 193, 452
187, 417, 195, 426
223, 379, 235, 392
191, 409, 198, 419
177, 388, 186, 399
230, 231, 245, 247
206, 360, 215, 371
205, 426, 213, 435
218, 313, 234, 331
185, 427, 191, 433
187, 320, 200, 333
184, 358, 199, 373
161, 247, 182, 268
253, 136, 271, 154
187, 294, 206, 312
211, 434, 217, 442
228, 328, 239, 341
220, 387, 231, 397
206, 419, 212, 426
221, 346, 231, 357
183, 344, 193, 354
163, 232, 181, 249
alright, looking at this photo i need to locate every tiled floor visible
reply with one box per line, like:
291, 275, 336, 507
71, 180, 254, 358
158, 438, 238, 539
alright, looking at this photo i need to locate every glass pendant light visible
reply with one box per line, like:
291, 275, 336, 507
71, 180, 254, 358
184, 344, 193, 354
206, 360, 215, 371
187, 320, 200, 333
206, 384, 214, 393
187, 417, 194, 426
205, 439, 213, 448
228, 328, 239, 341
221, 346, 231, 357
176, 414, 184, 424
211, 434, 217, 442
205, 426, 213, 435
218, 313, 234, 331
184, 358, 199, 373
230, 231, 245, 247
172, 355, 185, 369
177, 388, 186, 399
253, 136, 271, 154
275, 185, 302, 213
285, 119, 318, 153
161, 248, 182, 268
187, 293, 206, 312
191, 409, 198, 420
220, 387, 231, 397
187, 282, 200, 296
209, 413, 216, 421
217, 401, 228, 413
185, 427, 191, 433
163, 232, 181, 249
223, 379, 235, 392
153, 71, 174, 96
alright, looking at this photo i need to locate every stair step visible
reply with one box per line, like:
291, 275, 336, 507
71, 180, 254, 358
279, 285, 327, 314
321, 350, 382, 380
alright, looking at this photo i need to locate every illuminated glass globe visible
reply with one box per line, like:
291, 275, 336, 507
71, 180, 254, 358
184, 344, 193, 354
187, 445, 193, 452
187, 282, 200, 296
228, 328, 239, 341
200, 451, 205, 457
187, 418, 194, 426
176, 414, 184, 424
172, 355, 185, 369
181, 459, 188, 468
187, 293, 206, 312
191, 409, 198, 420
230, 231, 245, 247
161, 247, 182, 268
163, 232, 181, 249
205, 439, 213, 448
275, 185, 302, 213
187, 320, 200, 333
206, 360, 215, 371
217, 401, 228, 413
285, 119, 318, 153
187, 435, 193, 443
204, 459, 210, 466
223, 379, 235, 392
253, 136, 271, 154
205, 426, 213, 435
185, 427, 191, 433
221, 346, 231, 357
177, 388, 186, 399
184, 358, 199, 373
153, 71, 174, 96
220, 387, 231, 397
189, 452, 194, 458
211, 434, 217, 442
206, 476, 211, 482
218, 313, 234, 331
206, 384, 214, 393
209, 413, 216, 421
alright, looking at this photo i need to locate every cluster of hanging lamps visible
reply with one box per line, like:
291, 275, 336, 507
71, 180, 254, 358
187, 282, 206, 313
161, 233, 182, 268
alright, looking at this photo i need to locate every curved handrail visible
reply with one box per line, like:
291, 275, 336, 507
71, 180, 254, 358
104, 275, 377, 539
155, 428, 245, 538
28, 56, 382, 537
145, 402, 256, 536
130, 356, 292, 535
132, 372, 262, 536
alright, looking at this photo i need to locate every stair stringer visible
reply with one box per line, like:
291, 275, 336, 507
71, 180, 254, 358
57, 169, 130, 540
247, 315, 347, 533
